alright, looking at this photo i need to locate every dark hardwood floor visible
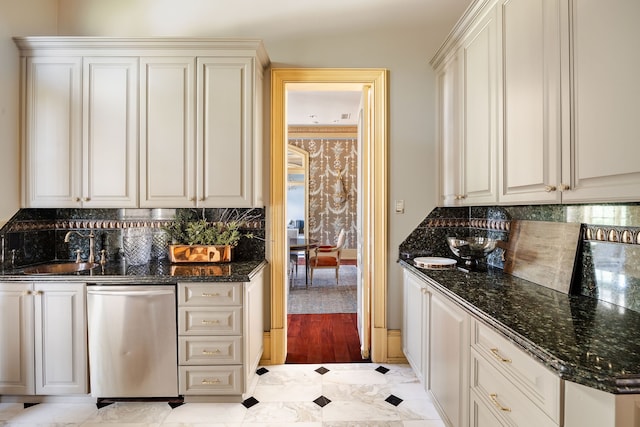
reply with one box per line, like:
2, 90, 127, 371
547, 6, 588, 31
286, 313, 367, 364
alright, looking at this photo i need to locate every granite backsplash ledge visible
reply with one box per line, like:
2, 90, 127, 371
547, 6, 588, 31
0, 207, 266, 267
399, 203, 640, 313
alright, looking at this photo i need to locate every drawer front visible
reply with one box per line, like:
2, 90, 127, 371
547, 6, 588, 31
179, 336, 242, 365
179, 366, 242, 395
178, 307, 242, 335
178, 283, 242, 307
471, 350, 557, 427
471, 320, 560, 423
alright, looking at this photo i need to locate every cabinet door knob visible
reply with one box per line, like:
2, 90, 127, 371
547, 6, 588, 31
544, 185, 557, 192
84, 197, 91, 202
559, 184, 570, 191
75, 197, 81, 202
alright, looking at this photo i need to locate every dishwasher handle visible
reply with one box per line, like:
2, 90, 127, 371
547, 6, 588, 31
87, 287, 175, 297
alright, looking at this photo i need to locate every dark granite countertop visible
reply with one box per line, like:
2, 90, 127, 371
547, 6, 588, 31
399, 259, 640, 395
0, 259, 267, 284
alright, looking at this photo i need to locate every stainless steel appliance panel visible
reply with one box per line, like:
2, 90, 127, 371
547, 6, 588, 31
87, 285, 178, 397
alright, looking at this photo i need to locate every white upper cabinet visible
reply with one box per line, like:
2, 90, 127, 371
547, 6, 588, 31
459, 4, 499, 205
19, 49, 138, 208
22, 57, 83, 208
16, 37, 268, 209
433, 0, 640, 206
139, 57, 196, 208
434, 3, 499, 206
498, 0, 562, 204
561, 0, 640, 202
82, 57, 138, 207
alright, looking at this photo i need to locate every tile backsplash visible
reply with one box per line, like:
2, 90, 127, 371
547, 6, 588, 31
0, 208, 265, 267
399, 203, 640, 313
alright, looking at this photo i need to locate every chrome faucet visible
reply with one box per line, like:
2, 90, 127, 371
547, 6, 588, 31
64, 231, 96, 263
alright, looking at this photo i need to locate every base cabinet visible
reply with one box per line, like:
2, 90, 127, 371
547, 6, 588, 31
0, 282, 87, 396
430, 289, 470, 427
177, 269, 263, 399
402, 269, 429, 386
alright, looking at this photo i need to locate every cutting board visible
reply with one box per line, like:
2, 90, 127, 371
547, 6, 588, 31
503, 220, 582, 294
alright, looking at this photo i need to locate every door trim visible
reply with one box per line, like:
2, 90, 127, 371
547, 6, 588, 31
268, 68, 388, 364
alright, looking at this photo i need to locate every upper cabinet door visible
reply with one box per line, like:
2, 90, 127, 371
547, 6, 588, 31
82, 57, 138, 207
561, 0, 640, 202
23, 57, 82, 208
499, 0, 562, 204
139, 57, 196, 208
436, 54, 463, 206
197, 57, 254, 207
459, 5, 499, 205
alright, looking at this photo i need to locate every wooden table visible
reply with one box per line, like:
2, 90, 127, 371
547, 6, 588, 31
289, 238, 319, 285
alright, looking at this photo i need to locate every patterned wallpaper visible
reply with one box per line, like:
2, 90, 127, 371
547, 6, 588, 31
288, 126, 358, 249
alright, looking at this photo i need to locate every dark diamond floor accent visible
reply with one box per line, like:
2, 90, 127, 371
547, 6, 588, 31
256, 367, 269, 375
385, 394, 403, 406
375, 366, 390, 374
313, 395, 332, 407
168, 401, 184, 409
242, 397, 259, 409
23, 403, 39, 409
315, 366, 330, 375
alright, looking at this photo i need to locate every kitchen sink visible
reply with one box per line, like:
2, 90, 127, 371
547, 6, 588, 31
22, 262, 100, 275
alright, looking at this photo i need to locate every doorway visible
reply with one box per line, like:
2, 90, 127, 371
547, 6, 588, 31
269, 68, 388, 364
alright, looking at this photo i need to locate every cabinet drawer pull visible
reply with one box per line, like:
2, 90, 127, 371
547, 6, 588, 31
201, 319, 220, 325
201, 378, 221, 385
201, 292, 220, 297
202, 349, 222, 355
490, 348, 511, 363
490, 393, 511, 412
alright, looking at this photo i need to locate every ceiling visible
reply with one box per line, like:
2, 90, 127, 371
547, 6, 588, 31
276, 0, 474, 126
287, 89, 363, 126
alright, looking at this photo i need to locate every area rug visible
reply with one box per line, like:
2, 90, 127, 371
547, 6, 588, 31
288, 264, 357, 314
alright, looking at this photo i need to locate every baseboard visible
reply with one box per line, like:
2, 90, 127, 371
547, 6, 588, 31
387, 329, 408, 364
260, 332, 272, 365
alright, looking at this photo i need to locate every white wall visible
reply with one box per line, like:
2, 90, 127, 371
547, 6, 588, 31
50, 0, 467, 329
0, 0, 58, 227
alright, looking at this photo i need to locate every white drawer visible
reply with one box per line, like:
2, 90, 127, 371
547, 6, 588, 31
471, 350, 557, 427
178, 307, 242, 335
179, 336, 242, 365
178, 283, 242, 307
179, 365, 242, 395
471, 320, 561, 423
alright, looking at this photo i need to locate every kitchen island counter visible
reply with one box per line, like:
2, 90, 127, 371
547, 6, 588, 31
399, 259, 640, 395
0, 259, 267, 283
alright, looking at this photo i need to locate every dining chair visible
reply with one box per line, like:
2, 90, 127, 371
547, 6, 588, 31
309, 228, 346, 285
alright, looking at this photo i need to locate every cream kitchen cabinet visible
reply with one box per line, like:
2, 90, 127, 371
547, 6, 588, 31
559, 0, 640, 203
435, 3, 499, 206
430, 286, 470, 427
498, 0, 563, 204
177, 268, 264, 400
402, 268, 430, 386
0, 282, 87, 396
433, 0, 640, 206
16, 41, 139, 208
140, 48, 267, 208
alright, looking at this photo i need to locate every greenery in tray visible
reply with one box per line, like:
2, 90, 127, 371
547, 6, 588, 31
163, 208, 256, 247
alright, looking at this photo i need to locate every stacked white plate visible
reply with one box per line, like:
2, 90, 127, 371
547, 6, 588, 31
413, 256, 457, 270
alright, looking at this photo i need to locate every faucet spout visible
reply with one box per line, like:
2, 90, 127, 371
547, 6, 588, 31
64, 231, 96, 263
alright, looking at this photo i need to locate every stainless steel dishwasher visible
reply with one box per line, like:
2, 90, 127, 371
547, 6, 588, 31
87, 284, 178, 398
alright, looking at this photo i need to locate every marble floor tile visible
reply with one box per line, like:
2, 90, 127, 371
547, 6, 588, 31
0, 363, 443, 426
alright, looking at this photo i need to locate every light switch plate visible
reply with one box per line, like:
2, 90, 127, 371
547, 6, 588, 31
395, 200, 404, 214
